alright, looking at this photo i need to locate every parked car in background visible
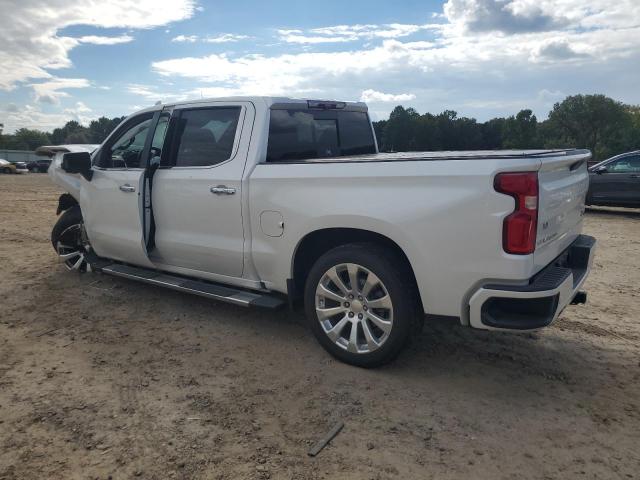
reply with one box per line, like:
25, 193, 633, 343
587, 150, 640, 208
0, 159, 14, 174
27, 159, 52, 173
0, 159, 28, 174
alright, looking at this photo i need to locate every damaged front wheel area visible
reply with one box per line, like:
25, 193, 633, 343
51, 206, 92, 272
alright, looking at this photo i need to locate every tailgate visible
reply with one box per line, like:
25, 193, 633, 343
534, 151, 591, 272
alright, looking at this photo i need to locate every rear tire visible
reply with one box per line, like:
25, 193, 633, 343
304, 243, 421, 367
1, 167, 11, 174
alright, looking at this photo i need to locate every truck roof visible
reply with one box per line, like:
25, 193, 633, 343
137, 96, 368, 112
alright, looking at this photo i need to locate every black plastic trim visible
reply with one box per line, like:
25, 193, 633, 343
259, 149, 589, 165
56, 193, 79, 215
481, 295, 560, 329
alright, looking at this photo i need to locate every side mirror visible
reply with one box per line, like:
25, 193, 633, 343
592, 165, 607, 174
62, 151, 93, 181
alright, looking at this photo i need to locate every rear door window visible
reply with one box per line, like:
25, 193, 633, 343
168, 107, 241, 167
266, 109, 375, 162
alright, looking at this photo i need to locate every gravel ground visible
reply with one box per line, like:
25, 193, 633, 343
1, 173, 639, 480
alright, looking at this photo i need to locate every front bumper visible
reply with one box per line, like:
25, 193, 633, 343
468, 234, 596, 331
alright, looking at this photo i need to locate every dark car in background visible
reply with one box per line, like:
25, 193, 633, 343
26, 158, 52, 173
587, 151, 640, 208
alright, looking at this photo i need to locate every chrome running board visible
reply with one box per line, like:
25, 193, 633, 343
101, 263, 285, 309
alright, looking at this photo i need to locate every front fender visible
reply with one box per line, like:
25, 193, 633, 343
56, 193, 79, 215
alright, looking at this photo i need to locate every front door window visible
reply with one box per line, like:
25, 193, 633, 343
96, 115, 153, 169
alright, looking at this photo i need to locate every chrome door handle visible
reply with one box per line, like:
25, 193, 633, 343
119, 184, 136, 192
210, 185, 236, 195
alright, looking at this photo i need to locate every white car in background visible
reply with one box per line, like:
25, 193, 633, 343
0, 158, 28, 174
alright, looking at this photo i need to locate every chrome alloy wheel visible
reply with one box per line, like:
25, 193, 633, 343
56, 224, 91, 272
315, 263, 393, 354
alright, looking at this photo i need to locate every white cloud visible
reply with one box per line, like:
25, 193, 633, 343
204, 33, 250, 43
443, 0, 566, 33
277, 23, 437, 44
29, 77, 91, 104
0, 0, 196, 91
530, 38, 589, 62
172, 34, 199, 43
126, 83, 187, 103
360, 89, 416, 103
64, 101, 93, 124
0, 104, 82, 132
76, 34, 134, 45
172, 33, 249, 43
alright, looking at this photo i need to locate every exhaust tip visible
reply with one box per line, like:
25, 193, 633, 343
571, 291, 587, 305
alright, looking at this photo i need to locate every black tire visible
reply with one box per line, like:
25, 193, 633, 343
51, 206, 83, 251
1, 167, 11, 174
304, 243, 421, 368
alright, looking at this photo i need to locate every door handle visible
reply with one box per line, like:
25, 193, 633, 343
210, 185, 236, 195
119, 184, 136, 192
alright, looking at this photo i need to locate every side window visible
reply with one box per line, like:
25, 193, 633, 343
170, 107, 241, 167
608, 156, 640, 173
266, 109, 376, 162
98, 115, 152, 169
339, 111, 378, 155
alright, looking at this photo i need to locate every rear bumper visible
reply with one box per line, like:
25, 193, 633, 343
468, 234, 596, 331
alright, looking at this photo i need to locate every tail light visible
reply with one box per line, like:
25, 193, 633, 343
494, 172, 538, 255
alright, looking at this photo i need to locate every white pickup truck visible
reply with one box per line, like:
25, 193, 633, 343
40, 97, 596, 367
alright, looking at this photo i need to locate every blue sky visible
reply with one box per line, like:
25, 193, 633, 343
1, 0, 639, 133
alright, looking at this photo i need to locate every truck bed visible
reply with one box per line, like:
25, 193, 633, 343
272, 149, 589, 164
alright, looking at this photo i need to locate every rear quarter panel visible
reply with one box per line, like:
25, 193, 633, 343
248, 157, 542, 319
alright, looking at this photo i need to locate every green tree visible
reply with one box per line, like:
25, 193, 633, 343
88, 116, 125, 143
10, 128, 51, 150
480, 117, 506, 149
65, 131, 91, 144
381, 106, 420, 151
545, 94, 633, 161
502, 109, 538, 149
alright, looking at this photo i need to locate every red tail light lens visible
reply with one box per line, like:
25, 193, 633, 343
494, 172, 538, 255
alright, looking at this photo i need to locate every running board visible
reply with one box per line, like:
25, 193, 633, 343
100, 264, 285, 309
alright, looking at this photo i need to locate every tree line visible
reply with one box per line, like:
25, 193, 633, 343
1, 94, 638, 162
0, 116, 125, 151
373, 94, 640, 162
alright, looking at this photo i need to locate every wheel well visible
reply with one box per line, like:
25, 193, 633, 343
57, 193, 79, 215
291, 228, 421, 308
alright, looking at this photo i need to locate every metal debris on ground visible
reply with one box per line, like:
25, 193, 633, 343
307, 421, 344, 457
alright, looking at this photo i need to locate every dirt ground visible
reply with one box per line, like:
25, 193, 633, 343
0, 173, 639, 480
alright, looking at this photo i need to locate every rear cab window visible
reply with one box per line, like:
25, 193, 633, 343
266, 105, 376, 162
